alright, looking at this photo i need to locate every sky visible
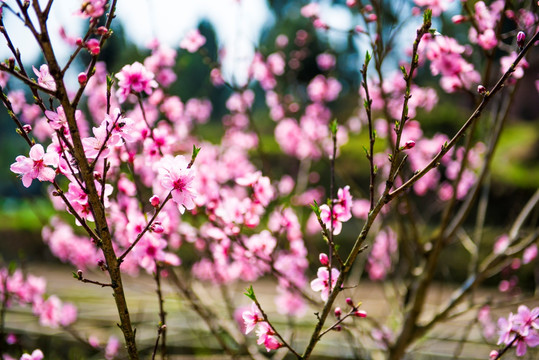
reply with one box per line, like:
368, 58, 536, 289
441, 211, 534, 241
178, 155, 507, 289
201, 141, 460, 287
0, 0, 461, 84
0, 0, 272, 83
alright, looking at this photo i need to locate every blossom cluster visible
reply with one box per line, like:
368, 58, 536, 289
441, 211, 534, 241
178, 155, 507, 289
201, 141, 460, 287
1, 0, 537, 358
495, 306, 539, 357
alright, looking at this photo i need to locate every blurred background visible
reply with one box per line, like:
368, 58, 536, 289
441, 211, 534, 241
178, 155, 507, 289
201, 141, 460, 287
0, 1, 538, 357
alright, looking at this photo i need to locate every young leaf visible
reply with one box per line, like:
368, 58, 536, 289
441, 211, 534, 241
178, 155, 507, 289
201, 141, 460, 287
311, 200, 321, 217
329, 119, 338, 135
244, 285, 257, 301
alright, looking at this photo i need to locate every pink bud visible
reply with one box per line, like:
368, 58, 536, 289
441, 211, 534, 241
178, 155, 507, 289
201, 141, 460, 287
98, 259, 107, 271
346, 0, 357, 7
477, 85, 487, 95
96, 26, 108, 35
346, 297, 354, 307
364, 5, 373, 12
366, 14, 377, 22
355, 25, 365, 33
319, 253, 329, 266
151, 222, 164, 233
451, 15, 466, 24
78, 72, 88, 85
150, 195, 160, 207
76, 38, 83, 46
334, 325, 342, 331
23, 124, 32, 133
334, 307, 342, 318
403, 140, 415, 150
313, 18, 328, 30
86, 39, 100, 55
516, 31, 525, 48
489, 350, 499, 359
354, 310, 367, 318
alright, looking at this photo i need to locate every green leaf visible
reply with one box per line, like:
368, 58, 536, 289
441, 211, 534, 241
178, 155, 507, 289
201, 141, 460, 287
244, 285, 257, 301
311, 200, 321, 217
72, 271, 79, 279
364, 51, 371, 67
423, 9, 432, 24
188, 145, 202, 168
8, 261, 17, 275
106, 75, 114, 91
400, 65, 407, 78
362, 146, 369, 156
329, 119, 338, 135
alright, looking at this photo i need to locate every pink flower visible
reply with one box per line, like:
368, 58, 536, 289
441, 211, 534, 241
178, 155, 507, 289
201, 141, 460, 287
414, 0, 454, 17
10, 144, 58, 187
255, 322, 282, 351
477, 28, 497, 50
76, 0, 106, 18
180, 29, 206, 53
497, 312, 517, 345
105, 336, 120, 360
300, 3, 319, 18
34, 295, 77, 328
20, 349, 44, 360
310, 267, 340, 301
115, 62, 158, 103
242, 302, 262, 334
523, 244, 538, 264
82, 120, 121, 159
44, 106, 82, 131
157, 155, 196, 214
497, 306, 539, 356
500, 52, 529, 79
316, 53, 336, 71
319, 186, 353, 235
493, 234, 510, 255
32, 64, 56, 91
307, 75, 341, 102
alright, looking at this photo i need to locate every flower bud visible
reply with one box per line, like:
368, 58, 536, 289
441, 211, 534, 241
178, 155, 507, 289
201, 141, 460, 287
366, 13, 377, 22
403, 140, 415, 150
86, 39, 101, 55
346, 297, 354, 307
96, 26, 108, 36
477, 85, 486, 95
319, 253, 329, 266
334, 325, 342, 331
489, 350, 499, 360
334, 307, 342, 318
346, 0, 357, 7
355, 25, 365, 33
78, 72, 88, 85
8, 57, 15, 70
150, 195, 160, 207
451, 15, 466, 24
516, 31, 525, 49
98, 259, 107, 271
354, 310, 367, 318
151, 222, 164, 234
77, 270, 83, 278
76, 37, 83, 46
313, 18, 328, 30
23, 124, 32, 133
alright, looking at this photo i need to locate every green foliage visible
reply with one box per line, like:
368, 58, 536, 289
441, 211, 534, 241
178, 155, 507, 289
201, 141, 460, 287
244, 285, 257, 301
